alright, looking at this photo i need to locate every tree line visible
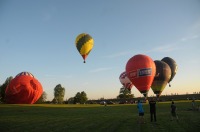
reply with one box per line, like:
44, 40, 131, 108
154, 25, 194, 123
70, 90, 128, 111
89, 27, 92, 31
2, 76, 197, 104
0, 77, 89, 104
0, 77, 134, 104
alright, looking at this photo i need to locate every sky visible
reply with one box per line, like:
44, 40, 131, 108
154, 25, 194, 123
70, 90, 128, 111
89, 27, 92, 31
0, 0, 200, 101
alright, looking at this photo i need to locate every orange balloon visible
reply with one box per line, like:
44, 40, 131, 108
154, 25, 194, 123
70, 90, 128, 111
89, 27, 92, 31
5, 72, 43, 104
126, 54, 156, 97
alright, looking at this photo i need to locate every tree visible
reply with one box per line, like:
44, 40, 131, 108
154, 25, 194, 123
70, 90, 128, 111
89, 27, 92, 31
52, 98, 58, 104
53, 84, 65, 104
80, 91, 88, 104
74, 91, 88, 104
117, 86, 134, 99
0, 76, 13, 103
35, 91, 47, 104
67, 97, 74, 104
74, 92, 81, 104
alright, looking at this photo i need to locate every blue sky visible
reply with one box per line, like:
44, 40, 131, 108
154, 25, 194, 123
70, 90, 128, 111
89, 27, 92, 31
0, 0, 200, 101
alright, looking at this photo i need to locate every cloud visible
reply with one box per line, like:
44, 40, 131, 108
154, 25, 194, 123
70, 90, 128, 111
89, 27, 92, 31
189, 60, 199, 64
190, 18, 200, 32
104, 51, 131, 58
180, 34, 199, 42
181, 18, 200, 41
145, 18, 200, 54
148, 33, 200, 53
82, 82, 89, 86
147, 44, 178, 53
44, 74, 72, 79
90, 67, 112, 73
45, 74, 55, 77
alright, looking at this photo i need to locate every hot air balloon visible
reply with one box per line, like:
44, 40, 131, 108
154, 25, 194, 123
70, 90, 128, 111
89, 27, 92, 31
75, 33, 94, 63
161, 57, 178, 87
119, 71, 133, 90
151, 60, 171, 97
5, 71, 43, 104
126, 54, 156, 97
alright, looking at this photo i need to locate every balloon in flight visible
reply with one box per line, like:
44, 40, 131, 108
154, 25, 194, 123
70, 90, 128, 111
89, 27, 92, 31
161, 57, 178, 87
119, 71, 133, 90
75, 33, 94, 63
151, 60, 171, 97
5, 72, 43, 104
126, 54, 156, 97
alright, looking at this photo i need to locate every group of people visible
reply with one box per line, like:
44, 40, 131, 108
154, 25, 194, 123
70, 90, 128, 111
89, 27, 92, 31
137, 98, 179, 124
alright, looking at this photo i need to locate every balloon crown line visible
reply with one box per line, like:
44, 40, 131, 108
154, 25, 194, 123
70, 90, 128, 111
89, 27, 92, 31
15, 71, 35, 78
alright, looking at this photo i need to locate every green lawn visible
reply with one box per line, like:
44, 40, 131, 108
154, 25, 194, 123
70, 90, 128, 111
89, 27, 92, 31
0, 101, 200, 132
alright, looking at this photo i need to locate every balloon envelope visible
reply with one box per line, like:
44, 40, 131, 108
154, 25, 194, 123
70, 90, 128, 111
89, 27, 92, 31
151, 60, 171, 97
75, 33, 94, 63
119, 71, 133, 90
126, 54, 156, 97
5, 72, 43, 104
161, 57, 178, 85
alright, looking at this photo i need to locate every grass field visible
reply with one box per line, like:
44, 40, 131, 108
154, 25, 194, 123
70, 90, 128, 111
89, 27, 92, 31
0, 101, 200, 132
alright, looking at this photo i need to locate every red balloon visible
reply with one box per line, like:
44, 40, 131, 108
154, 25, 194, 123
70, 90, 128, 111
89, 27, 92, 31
126, 54, 156, 97
5, 72, 43, 104
119, 71, 133, 90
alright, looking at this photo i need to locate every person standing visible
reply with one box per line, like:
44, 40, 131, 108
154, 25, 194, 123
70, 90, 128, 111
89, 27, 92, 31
171, 101, 179, 121
137, 100, 145, 124
149, 98, 156, 122
192, 99, 196, 110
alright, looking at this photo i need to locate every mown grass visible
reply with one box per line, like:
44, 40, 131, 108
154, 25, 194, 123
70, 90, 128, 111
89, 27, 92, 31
0, 101, 200, 132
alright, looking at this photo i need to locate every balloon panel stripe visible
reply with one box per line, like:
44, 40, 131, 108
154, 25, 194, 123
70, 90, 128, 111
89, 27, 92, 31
119, 72, 126, 79
79, 40, 93, 55
16, 72, 34, 78
76, 34, 92, 53
86, 49, 92, 55
80, 40, 93, 55
75, 33, 85, 45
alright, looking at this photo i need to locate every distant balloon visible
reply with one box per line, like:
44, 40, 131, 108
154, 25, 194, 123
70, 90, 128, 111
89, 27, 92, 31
161, 57, 178, 87
151, 60, 171, 97
75, 33, 94, 63
119, 71, 133, 90
126, 54, 156, 97
5, 72, 43, 104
